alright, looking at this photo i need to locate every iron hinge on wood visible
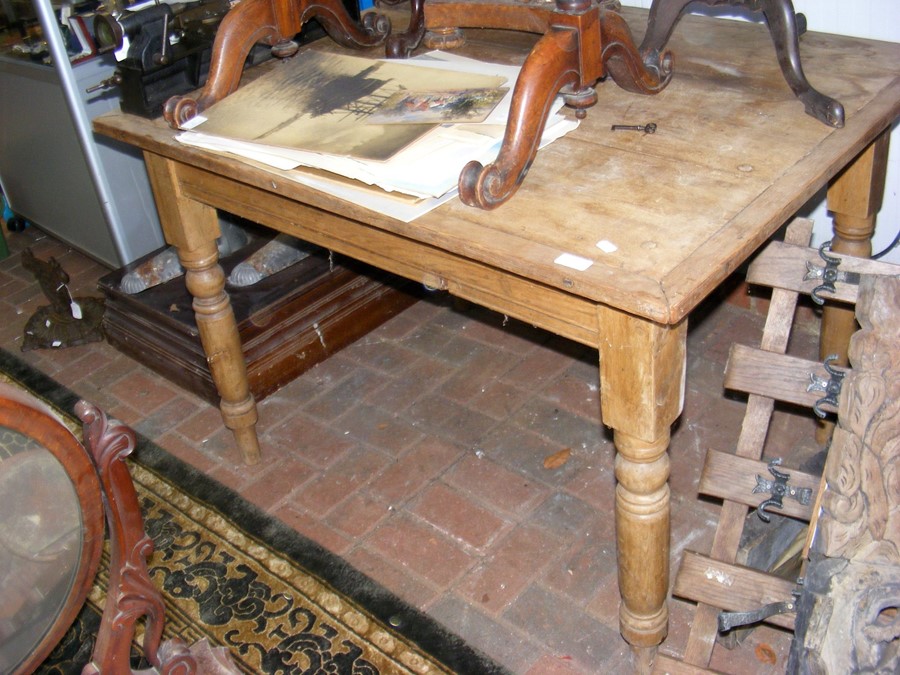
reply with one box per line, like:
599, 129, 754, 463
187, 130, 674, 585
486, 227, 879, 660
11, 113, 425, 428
807, 355, 845, 419
718, 586, 802, 633
752, 458, 812, 523
804, 241, 861, 305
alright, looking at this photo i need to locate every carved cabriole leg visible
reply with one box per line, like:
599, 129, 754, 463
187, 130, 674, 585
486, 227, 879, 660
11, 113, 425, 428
143, 154, 261, 465
642, 0, 843, 127
759, 0, 843, 127
164, 0, 390, 128
385, 0, 426, 57
459, 27, 582, 209
817, 129, 890, 443
163, 0, 283, 127
450, 3, 668, 209
640, 0, 693, 63
597, 305, 686, 666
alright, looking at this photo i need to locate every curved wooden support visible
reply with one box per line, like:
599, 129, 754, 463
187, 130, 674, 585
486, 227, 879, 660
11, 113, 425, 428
311, 0, 391, 50
759, 0, 843, 127
642, 0, 843, 127
384, 0, 425, 57
640, 0, 693, 58
601, 9, 673, 94
455, 2, 670, 209
78, 401, 195, 674
163, 0, 389, 128
164, 0, 282, 128
459, 28, 581, 209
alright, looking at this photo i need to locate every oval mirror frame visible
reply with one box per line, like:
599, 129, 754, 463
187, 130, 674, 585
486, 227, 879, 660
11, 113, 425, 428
0, 383, 105, 674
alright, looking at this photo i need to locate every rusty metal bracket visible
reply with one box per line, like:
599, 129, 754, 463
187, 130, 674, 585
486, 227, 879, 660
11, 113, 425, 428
718, 587, 801, 632
752, 458, 812, 523
807, 354, 845, 419
804, 240, 861, 305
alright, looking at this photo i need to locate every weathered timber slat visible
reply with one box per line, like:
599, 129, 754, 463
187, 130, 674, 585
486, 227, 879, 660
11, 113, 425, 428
680, 218, 813, 666
699, 449, 819, 521
674, 552, 797, 631
746, 239, 900, 304
724, 344, 842, 413
652, 653, 723, 675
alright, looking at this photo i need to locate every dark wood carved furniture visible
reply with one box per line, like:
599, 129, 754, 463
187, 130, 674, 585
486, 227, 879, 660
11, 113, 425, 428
0, 386, 105, 674
164, 0, 670, 209
641, 0, 844, 128
790, 274, 900, 673
411, 0, 846, 207
94, 8, 900, 669
162, 0, 393, 127
0, 385, 233, 673
414, 0, 672, 209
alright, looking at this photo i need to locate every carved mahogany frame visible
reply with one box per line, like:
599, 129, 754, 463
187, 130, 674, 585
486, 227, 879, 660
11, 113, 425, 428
163, 0, 392, 128
78, 401, 197, 674
0, 385, 105, 675
0, 384, 198, 673
418, 0, 672, 209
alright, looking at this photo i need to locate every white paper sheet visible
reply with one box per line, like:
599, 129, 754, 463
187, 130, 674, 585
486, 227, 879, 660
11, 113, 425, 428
175, 50, 580, 218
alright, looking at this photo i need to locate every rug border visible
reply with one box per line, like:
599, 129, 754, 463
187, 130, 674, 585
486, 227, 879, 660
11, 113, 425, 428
0, 348, 510, 675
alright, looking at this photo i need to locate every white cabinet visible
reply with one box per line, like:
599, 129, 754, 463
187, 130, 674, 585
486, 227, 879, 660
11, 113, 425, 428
0, 0, 164, 267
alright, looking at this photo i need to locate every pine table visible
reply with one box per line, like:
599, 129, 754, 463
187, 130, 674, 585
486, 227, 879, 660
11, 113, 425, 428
94, 7, 899, 667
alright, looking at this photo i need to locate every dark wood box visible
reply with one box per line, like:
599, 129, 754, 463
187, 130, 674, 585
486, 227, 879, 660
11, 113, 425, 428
99, 241, 418, 404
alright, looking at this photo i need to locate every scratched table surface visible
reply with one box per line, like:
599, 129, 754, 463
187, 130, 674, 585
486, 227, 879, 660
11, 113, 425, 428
95, 8, 900, 336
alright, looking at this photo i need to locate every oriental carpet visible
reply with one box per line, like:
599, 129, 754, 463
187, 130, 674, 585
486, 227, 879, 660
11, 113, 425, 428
0, 348, 506, 674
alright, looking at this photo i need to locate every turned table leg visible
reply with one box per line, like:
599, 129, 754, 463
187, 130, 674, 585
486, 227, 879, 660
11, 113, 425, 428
143, 154, 261, 465
597, 305, 687, 667
817, 129, 890, 443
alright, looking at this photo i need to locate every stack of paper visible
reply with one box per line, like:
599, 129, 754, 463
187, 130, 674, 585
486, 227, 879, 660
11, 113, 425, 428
176, 49, 579, 220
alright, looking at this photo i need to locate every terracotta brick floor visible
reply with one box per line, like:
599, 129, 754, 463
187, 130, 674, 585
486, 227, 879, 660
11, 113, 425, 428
0, 224, 826, 673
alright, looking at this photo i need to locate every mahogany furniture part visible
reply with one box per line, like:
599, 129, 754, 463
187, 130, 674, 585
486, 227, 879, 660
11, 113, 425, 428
99, 242, 417, 405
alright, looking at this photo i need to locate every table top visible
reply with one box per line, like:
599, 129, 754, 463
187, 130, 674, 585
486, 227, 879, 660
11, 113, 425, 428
94, 7, 900, 326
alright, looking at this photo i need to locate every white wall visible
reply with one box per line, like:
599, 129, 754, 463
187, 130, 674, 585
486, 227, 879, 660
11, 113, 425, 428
620, 0, 900, 263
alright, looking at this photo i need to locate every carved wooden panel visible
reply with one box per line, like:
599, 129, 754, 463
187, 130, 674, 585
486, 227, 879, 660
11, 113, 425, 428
816, 274, 900, 563
791, 274, 900, 674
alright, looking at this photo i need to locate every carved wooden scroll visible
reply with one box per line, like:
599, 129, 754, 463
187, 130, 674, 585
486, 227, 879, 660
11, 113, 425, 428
790, 275, 900, 673
77, 401, 192, 673
163, 0, 391, 128
418, 0, 671, 209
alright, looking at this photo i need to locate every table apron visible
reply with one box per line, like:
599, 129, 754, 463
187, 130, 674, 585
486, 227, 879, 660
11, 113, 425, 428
171, 159, 618, 348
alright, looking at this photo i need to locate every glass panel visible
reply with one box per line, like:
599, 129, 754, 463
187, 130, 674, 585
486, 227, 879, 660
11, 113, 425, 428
0, 424, 83, 673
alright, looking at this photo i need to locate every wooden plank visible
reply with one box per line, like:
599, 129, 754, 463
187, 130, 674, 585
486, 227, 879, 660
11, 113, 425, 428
725, 344, 842, 414
674, 552, 797, 631
176, 164, 608, 346
652, 654, 723, 675
699, 450, 820, 521
747, 239, 900, 304
680, 218, 811, 665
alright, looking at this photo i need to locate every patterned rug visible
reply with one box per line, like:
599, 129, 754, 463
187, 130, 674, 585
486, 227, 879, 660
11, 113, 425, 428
0, 348, 506, 674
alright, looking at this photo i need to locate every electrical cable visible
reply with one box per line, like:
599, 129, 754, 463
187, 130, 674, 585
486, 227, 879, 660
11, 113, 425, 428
872, 225, 900, 259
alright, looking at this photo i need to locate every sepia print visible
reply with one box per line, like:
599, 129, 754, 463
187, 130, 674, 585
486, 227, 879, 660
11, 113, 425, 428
194, 51, 507, 161
367, 88, 509, 125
